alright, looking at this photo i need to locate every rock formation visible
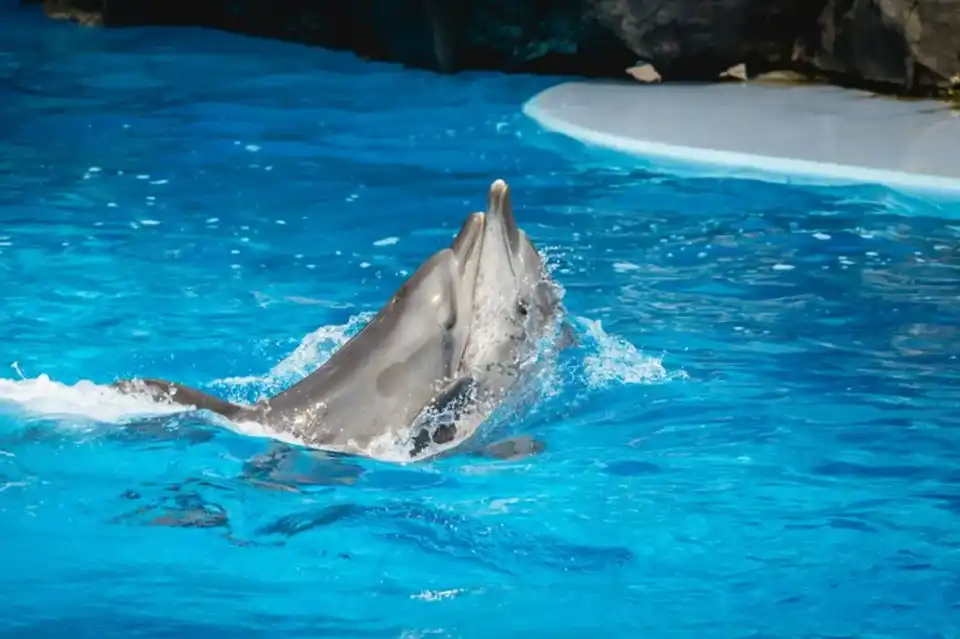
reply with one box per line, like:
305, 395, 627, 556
796, 0, 960, 97
25, 0, 960, 98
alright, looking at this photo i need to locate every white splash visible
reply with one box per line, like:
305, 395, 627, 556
213, 311, 374, 396
0, 374, 185, 423
0, 310, 681, 462
0, 313, 372, 432
577, 317, 683, 388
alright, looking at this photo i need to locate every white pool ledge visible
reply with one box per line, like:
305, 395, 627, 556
522, 81, 960, 196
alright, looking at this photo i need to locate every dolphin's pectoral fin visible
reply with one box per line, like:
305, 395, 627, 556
113, 378, 253, 422
427, 375, 477, 426
409, 375, 477, 458
475, 435, 546, 461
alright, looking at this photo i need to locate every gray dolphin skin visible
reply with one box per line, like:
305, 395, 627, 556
113, 210, 486, 458
112, 179, 569, 461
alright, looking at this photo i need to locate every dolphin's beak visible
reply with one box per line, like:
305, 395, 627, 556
451, 211, 485, 284
486, 179, 521, 257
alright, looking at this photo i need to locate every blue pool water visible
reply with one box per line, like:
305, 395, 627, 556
3, 4, 960, 638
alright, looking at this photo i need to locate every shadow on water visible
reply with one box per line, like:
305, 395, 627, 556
0, 335, 639, 578
109, 471, 635, 577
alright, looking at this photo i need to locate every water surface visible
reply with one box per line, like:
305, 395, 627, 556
2, 5, 960, 638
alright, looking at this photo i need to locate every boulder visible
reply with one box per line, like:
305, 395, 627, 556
591, 0, 816, 81
595, 0, 960, 95
24, 0, 960, 97
795, 0, 960, 96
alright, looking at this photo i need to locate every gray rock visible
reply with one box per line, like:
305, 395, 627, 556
591, 0, 812, 79
795, 0, 960, 95
23, 0, 960, 97
595, 0, 959, 95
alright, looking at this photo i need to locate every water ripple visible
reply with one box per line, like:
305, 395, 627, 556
2, 6, 960, 637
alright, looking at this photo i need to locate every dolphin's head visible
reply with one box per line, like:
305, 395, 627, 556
461, 180, 561, 375
406, 179, 567, 457
484, 179, 557, 327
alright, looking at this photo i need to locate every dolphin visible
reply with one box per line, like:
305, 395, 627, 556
112, 210, 488, 460
413, 179, 573, 458
113, 179, 571, 462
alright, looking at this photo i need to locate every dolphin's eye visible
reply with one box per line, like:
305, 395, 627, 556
517, 299, 529, 316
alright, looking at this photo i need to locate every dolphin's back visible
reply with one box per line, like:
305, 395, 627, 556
261, 247, 468, 449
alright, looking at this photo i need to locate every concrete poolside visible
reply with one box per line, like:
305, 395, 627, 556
522, 81, 960, 196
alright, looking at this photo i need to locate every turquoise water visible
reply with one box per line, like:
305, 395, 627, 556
3, 4, 960, 638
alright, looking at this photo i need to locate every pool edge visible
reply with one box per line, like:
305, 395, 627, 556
521, 85, 960, 199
